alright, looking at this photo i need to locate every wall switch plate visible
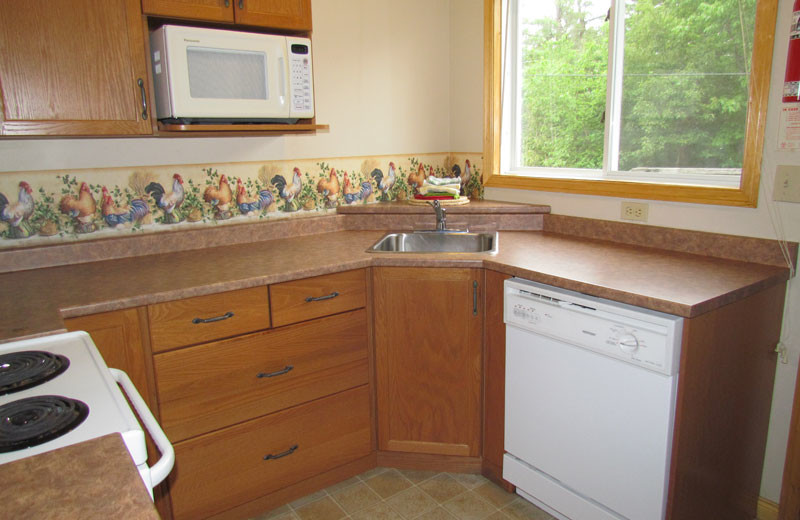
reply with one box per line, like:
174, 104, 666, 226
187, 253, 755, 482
773, 165, 800, 203
621, 201, 648, 222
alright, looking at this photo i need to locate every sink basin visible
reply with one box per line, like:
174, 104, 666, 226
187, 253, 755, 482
367, 231, 498, 253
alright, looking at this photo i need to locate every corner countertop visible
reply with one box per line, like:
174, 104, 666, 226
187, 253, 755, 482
0, 433, 159, 519
0, 227, 790, 342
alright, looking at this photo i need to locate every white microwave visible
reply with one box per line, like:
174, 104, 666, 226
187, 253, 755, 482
150, 25, 314, 124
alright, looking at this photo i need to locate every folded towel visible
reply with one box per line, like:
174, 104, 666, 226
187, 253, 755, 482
420, 184, 460, 196
425, 176, 461, 186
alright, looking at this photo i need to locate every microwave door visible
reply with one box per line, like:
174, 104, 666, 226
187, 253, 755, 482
164, 29, 290, 121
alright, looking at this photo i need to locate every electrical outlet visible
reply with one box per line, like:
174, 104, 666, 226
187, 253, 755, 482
621, 201, 649, 222
773, 165, 800, 203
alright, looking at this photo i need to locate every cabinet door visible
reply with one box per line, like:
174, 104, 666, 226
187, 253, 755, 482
373, 267, 482, 457
0, 0, 152, 136
235, 0, 312, 31
64, 307, 155, 409
141, 0, 235, 23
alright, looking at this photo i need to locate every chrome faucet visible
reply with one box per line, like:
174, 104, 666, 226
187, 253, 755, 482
432, 200, 447, 231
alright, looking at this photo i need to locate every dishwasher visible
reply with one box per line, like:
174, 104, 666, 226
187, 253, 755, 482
503, 278, 683, 520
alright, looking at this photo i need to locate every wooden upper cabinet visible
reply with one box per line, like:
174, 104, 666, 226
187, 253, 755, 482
141, 0, 234, 23
0, 0, 152, 136
373, 267, 482, 458
236, 0, 312, 31
142, 0, 312, 31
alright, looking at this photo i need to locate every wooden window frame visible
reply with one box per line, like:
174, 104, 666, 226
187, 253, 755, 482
482, 0, 778, 207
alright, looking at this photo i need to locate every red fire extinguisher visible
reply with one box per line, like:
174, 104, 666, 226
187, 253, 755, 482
785, 0, 800, 102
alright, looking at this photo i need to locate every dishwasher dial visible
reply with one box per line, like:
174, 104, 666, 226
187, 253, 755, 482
617, 333, 639, 353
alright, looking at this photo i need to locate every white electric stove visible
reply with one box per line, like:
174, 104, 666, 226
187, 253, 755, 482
0, 331, 174, 499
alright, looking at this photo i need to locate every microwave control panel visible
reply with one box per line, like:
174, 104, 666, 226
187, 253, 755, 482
288, 38, 314, 118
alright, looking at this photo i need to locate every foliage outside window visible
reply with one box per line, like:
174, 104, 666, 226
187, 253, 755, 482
483, 0, 778, 206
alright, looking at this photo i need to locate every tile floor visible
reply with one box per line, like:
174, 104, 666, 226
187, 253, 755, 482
251, 467, 556, 520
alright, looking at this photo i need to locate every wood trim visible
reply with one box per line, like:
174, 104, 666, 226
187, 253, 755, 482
483, 0, 502, 189
156, 122, 328, 133
365, 266, 378, 452
759, 497, 779, 520
778, 355, 800, 519
482, 0, 778, 207
481, 269, 514, 490
376, 451, 482, 474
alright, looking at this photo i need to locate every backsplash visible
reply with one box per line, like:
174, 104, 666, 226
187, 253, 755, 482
0, 153, 482, 250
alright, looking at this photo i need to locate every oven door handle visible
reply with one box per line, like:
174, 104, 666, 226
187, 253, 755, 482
110, 368, 175, 489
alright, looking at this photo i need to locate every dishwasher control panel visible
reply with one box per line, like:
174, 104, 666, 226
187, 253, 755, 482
505, 278, 683, 376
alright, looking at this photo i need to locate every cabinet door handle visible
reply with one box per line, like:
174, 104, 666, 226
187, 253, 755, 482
263, 444, 298, 461
137, 78, 148, 120
192, 311, 234, 324
257, 365, 293, 378
238, 0, 243, 9
224, 0, 229, 6
472, 280, 478, 316
305, 291, 339, 303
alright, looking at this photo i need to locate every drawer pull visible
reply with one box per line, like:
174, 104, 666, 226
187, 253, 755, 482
257, 365, 294, 378
305, 291, 339, 303
192, 311, 234, 324
263, 444, 298, 461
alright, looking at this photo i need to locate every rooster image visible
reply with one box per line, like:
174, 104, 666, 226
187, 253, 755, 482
100, 186, 149, 229
370, 162, 396, 201
0, 181, 35, 239
342, 172, 373, 205
203, 174, 233, 220
407, 164, 427, 193
59, 182, 97, 234
316, 168, 341, 208
452, 160, 474, 196
145, 173, 185, 224
271, 168, 303, 212
236, 178, 274, 216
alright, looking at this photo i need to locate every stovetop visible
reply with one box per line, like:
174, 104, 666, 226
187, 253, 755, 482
0, 332, 147, 466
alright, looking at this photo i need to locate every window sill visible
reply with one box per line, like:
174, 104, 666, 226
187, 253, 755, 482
484, 173, 759, 207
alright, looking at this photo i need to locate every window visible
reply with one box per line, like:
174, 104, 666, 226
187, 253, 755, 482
483, 0, 778, 206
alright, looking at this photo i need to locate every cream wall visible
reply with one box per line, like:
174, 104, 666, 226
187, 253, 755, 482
0, 0, 454, 173
482, 0, 800, 502
0, 0, 794, 505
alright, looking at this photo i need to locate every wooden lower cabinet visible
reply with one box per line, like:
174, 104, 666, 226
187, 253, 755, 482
168, 385, 372, 520
373, 267, 482, 458
482, 270, 512, 488
64, 307, 155, 411
154, 309, 369, 442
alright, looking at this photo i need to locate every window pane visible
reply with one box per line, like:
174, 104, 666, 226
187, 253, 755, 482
618, 0, 756, 174
518, 0, 610, 169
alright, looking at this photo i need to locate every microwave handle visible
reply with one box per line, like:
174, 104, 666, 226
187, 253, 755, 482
278, 56, 286, 102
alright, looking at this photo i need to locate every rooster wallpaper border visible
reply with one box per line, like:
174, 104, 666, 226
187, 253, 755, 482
0, 153, 483, 250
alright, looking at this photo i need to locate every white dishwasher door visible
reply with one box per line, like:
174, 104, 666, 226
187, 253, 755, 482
504, 323, 678, 520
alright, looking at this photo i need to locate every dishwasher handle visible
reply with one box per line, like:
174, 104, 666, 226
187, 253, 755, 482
110, 368, 175, 488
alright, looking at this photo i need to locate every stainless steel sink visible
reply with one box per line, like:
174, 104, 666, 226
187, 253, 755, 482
367, 231, 498, 253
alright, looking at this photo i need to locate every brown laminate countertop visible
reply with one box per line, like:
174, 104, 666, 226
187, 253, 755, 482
0, 228, 790, 341
0, 433, 159, 520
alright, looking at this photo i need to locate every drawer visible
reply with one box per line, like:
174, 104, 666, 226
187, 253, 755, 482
270, 269, 366, 327
148, 286, 270, 352
168, 385, 372, 520
154, 308, 369, 441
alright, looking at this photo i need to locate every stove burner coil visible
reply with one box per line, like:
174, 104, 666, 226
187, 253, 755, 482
0, 351, 70, 396
0, 395, 89, 453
